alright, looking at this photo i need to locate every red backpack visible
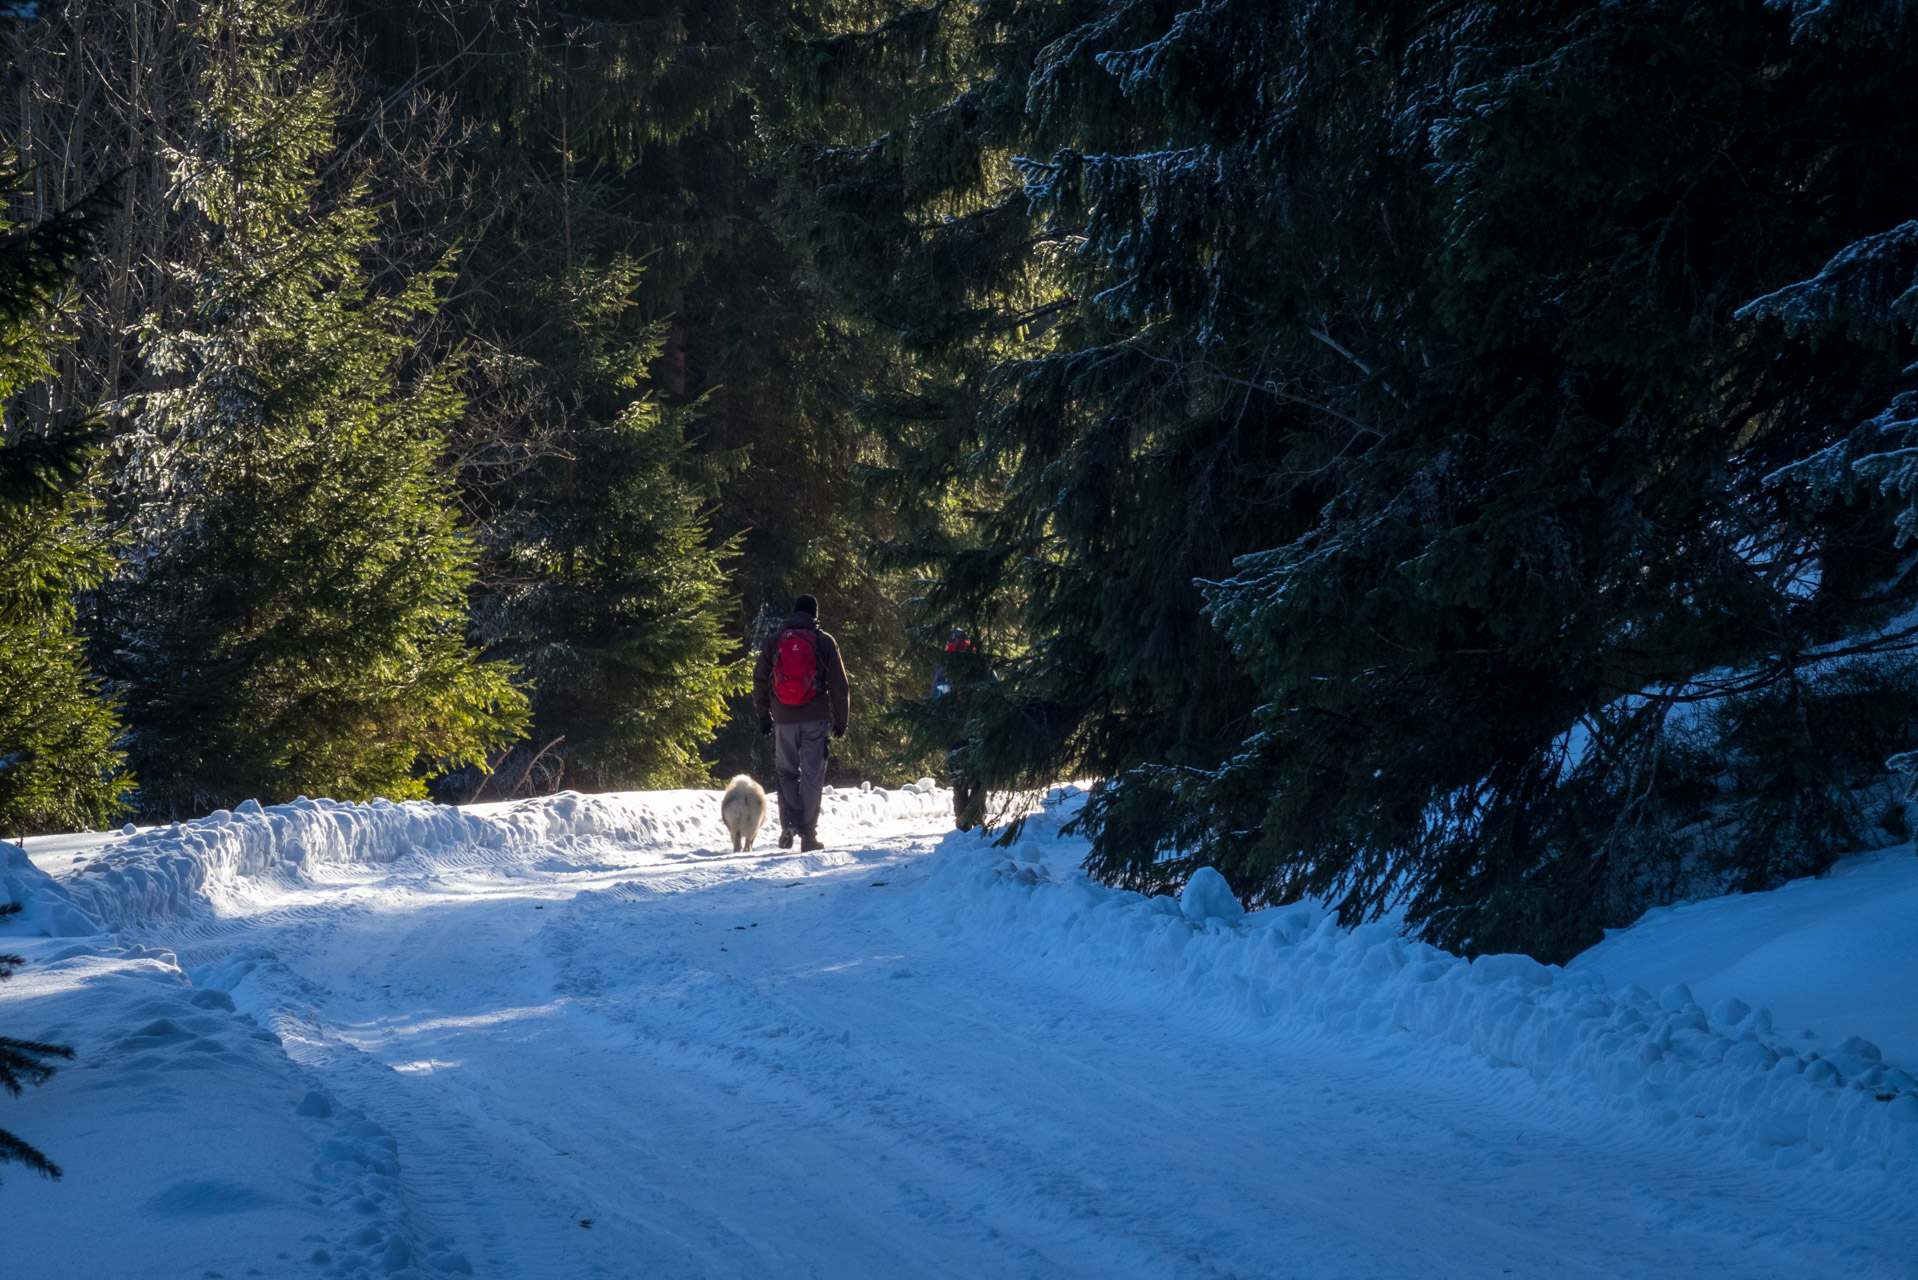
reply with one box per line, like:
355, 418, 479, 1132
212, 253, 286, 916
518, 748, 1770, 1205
772, 628, 823, 706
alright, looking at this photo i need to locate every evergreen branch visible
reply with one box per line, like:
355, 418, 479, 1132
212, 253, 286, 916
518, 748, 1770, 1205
0, 1125, 64, 1182
996, 297, 1075, 336
0, 1036, 75, 1095
1307, 329, 1373, 377
1128, 347, 1382, 438
1602, 621, 1918, 704
0, 173, 119, 326
0, 421, 103, 506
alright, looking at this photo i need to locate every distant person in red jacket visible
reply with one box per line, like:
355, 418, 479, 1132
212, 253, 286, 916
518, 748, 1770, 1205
753, 595, 850, 851
931, 627, 981, 831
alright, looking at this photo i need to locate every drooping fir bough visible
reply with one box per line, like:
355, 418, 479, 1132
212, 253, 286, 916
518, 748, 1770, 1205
0, 902, 73, 1185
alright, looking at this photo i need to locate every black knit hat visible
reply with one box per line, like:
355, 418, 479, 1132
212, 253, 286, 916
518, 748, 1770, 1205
794, 594, 818, 617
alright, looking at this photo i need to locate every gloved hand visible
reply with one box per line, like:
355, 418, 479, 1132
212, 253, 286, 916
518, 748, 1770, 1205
832, 724, 846, 739
759, 716, 774, 737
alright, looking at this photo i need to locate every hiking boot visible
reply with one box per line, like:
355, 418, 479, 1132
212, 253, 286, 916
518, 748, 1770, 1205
800, 833, 825, 852
778, 828, 795, 849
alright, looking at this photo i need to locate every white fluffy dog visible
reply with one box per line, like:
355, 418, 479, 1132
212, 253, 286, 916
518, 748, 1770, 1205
720, 774, 767, 852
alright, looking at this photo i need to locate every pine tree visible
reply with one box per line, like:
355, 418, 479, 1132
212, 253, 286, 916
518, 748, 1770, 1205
0, 163, 130, 838
460, 255, 745, 793
0, 902, 73, 1184
96, 0, 528, 816
344, 0, 935, 788
1190, 0, 1918, 957
764, 0, 1918, 957
0, 59, 113, 1193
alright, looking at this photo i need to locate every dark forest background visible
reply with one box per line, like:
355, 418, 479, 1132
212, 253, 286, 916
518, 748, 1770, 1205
6, 0, 1918, 960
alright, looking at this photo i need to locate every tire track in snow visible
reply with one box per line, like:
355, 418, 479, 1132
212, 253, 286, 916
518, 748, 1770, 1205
546, 863, 1904, 1279
28, 787, 1914, 1278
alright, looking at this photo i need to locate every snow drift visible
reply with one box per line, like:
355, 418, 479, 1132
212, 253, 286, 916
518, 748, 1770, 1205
4, 783, 953, 936
10, 779, 1912, 1185
1570, 845, 1918, 1064
928, 794, 1918, 1178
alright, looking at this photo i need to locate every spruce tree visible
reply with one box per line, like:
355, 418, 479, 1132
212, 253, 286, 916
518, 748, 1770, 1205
97, 0, 528, 816
0, 166, 130, 838
344, 0, 934, 788
0, 94, 113, 1196
461, 255, 744, 793
764, 0, 1918, 957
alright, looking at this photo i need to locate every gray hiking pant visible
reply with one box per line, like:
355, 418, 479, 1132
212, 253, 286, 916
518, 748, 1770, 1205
774, 718, 830, 836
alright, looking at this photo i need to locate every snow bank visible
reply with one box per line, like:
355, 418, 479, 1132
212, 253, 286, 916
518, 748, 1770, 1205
5, 784, 952, 935
21, 798, 509, 933
1569, 844, 1918, 1065
0, 935, 454, 1278
3, 841, 106, 937
925, 791, 1918, 1176
818, 780, 951, 828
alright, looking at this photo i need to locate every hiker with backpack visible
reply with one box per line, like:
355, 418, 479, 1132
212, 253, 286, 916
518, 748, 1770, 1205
931, 627, 982, 832
754, 595, 850, 851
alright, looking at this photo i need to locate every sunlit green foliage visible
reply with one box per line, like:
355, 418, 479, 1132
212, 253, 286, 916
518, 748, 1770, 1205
346, 0, 934, 786
0, 164, 127, 838
97, 0, 527, 816
462, 255, 745, 792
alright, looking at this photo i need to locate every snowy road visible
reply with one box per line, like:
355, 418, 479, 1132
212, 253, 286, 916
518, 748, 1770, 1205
5, 789, 1917, 1278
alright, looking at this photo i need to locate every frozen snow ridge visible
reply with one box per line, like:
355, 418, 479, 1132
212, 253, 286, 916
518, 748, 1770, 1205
16, 779, 1909, 1186
13, 784, 951, 935
930, 799, 1918, 1178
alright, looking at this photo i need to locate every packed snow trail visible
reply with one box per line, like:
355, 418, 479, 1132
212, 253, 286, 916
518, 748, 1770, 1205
3, 789, 1915, 1278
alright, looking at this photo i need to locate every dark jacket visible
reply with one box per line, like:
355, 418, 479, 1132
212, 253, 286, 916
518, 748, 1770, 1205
931, 636, 972, 698
753, 614, 851, 730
